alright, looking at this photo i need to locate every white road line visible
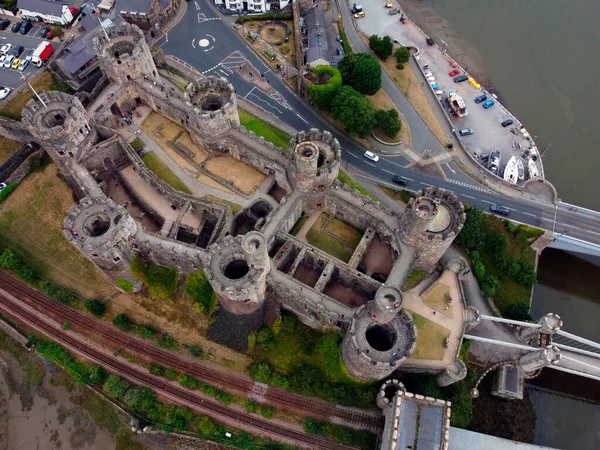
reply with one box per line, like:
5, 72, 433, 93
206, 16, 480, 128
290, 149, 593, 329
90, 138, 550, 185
244, 87, 256, 99
206, 34, 215, 40
540, 217, 554, 222
381, 169, 394, 175
522, 212, 536, 217
364, 162, 377, 168
481, 200, 493, 204
248, 93, 284, 114
243, 98, 278, 118
568, 225, 581, 230
195, 0, 201, 10
445, 163, 456, 174
420, 182, 433, 187
586, 230, 600, 236
295, 113, 309, 124
191, 39, 195, 49
347, 153, 358, 158
462, 194, 476, 200
204, 46, 214, 52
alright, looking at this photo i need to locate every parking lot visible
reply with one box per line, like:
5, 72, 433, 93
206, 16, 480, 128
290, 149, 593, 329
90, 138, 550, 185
348, 0, 543, 183
0, 23, 62, 90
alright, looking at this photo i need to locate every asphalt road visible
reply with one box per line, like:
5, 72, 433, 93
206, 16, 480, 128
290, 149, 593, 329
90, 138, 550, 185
159, 0, 600, 247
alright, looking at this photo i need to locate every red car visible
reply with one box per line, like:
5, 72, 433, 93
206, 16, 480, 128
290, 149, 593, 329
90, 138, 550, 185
449, 69, 461, 77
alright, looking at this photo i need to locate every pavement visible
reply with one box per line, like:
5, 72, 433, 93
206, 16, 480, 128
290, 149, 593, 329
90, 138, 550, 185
351, 0, 543, 184
153, 0, 600, 248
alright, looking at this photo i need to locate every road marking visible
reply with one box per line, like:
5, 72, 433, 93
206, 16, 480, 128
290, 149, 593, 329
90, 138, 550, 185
445, 163, 456, 174
552, 204, 558, 233
568, 225, 581, 230
586, 230, 600, 236
206, 34, 215, 40
204, 46, 214, 52
540, 217, 554, 222
364, 162, 377, 168
420, 182, 433, 187
191, 39, 195, 48
347, 153, 358, 158
522, 212, 536, 217
382, 169, 394, 175
462, 194, 475, 200
403, 177, 414, 181
195, 0, 201, 10
481, 200, 493, 204
295, 113, 308, 124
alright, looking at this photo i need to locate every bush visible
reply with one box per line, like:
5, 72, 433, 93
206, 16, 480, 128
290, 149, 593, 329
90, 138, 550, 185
178, 374, 200, 389
456, 207, 484, 250
185, 271, 217, 314
123, 387, 157, 412
338, 53, 382, 95
41, 281, 77, 306
51, 26, 64, 39
236, 13, 293, 23
331, 85, 376, 138
0, 248, 38, 284
115, 278, 134, 293
130, 138, 145, 152
368, 34, 393, 60
394, 46, 411, 63
164, 406, 193, 432
113, 314, 134, 332
396, 63, 404, 70
103, 374, 130, 399
164, 368, 178, 380
257, 327, 274, 344
156, 332, 177, 349
148, 364, 166, 376
139, 325, 155, 339
215, 389, 234, 405
374, 108, 402, 138
84, 300, 105, 317
196, 416, 217, 436
308, 65, 342, 111
88, 365, 107, 384
144, 264, 180, 300
0, 182, 18, 203
473, 261, 486, 280
129, 256, 146, 280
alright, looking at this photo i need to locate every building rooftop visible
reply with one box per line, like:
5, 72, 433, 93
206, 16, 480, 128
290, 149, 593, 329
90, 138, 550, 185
17, 0, 67, 15
304, 6, 343, 67
449, 428, 560, 450
117, 0, 153, 13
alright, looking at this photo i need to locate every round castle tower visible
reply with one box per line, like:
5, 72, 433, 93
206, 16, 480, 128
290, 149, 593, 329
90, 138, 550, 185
399, 187, 466, 270
205, 231, 270, 315
288, 129, 341, 193
64, 197, 140, 292
518, 313, 562, 344
93, 22, 160, 85
517, 345, 561, 374
342, 286, 417, 381
184, 77, 240, 140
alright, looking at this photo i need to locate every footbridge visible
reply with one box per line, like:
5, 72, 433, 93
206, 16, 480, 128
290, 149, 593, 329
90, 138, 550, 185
465, 314, 600, 382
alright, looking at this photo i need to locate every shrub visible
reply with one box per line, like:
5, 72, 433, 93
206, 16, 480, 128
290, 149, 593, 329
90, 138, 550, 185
394, 46, 410, 63
88, 366, 107, 384
187, 345, 205, 358
164, 406, 193, 432
473, 261, 486, 280
129, 255, 146, 280
456, 207, 484, 250
308, 65, 342, 111
374, 108, 402, 138
51, 26, 64, 39
139, 325, 155, 339
84, 300, 105, 317
62, 321, 70, 330
396, 63, 404, 70
185, 271, 217, 314
144, 264, 180, 300
0, 249, 37, 283
148, 364, 166, 376
257, 327, 274, 344
130, 137, 145, 152
156, 332, 177, 349
41, 281, 77, 306
123, 387, 157, 412
260, 405, 274, 418
164, 368, 178, 380
196, 416, 217, 436
338, 53, 382, 95
113, 314, 134, 332
0, 182, 18, 203
178, 374, 200, 389
215, 389, 234, 405
369, 34, 393, 60
115, 278, 134, 293
505, 302, 533, 321
236, 13, 293, 23
103, 374, 130, 399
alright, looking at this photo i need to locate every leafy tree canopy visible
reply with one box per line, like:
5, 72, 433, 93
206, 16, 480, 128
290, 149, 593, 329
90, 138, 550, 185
338, 53, 381, 95
331, 85, 376, 138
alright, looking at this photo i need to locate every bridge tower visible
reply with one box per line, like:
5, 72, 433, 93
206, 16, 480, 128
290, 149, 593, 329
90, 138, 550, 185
517, 345, 561, 374
518, 313, 563, 344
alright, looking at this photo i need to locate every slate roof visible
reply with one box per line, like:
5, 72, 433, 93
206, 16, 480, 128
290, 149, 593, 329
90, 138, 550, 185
117, 0, 152, 13
17, 0, 66, 15
57, 31, 97, 73
304, 7, 329, 64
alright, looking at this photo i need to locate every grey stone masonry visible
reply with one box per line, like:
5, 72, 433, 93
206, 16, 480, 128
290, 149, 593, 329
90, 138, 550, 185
517, 346, 561, 374
436, 360, 468, 387
518, 313, 563, 344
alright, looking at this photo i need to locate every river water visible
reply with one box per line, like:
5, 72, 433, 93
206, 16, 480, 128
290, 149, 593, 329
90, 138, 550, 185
392, 1, 600, 447
400, 0, 600, 209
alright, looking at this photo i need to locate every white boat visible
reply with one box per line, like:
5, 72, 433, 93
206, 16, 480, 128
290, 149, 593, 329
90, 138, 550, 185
528, 158, 539, 179
503, 155, 519, 184
517, 158, 524, 181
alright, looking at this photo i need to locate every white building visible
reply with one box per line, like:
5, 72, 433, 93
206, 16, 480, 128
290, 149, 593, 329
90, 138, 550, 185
17, 0, 73, 26
213, 0, 290, 14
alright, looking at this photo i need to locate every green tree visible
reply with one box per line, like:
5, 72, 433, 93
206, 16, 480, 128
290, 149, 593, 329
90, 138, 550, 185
139, 325, 155, 339
456, 207, 484, 250
164, 406, 193, 431
308, 65, 342, 111
369, 34, 393, 60
338, 53, 381, 95
84, 300, 105, 317
123, 387, 157, 412
113, 314, 133, 332
156, 332, 177, 349
148, 363, 166, 376
394, 46, 410, 63
331, 86, 376, 138
374, 108, 402, 138
103, 375, 130, 399
485, 233, 508, 254
88, 366, 107, 384
505, 302, 533, 321
481, 275, 499, 298
196, 416, 217, 436
473, 261, 486, 280
178, 374, 200, 389
51, 26, 64, 39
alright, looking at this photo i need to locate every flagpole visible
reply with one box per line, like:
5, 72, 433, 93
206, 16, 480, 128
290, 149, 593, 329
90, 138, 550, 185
20, 73, 47, 108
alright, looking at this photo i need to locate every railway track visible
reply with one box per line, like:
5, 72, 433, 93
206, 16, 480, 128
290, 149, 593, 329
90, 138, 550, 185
0, 273, 383, 430
0, 286, 359, 450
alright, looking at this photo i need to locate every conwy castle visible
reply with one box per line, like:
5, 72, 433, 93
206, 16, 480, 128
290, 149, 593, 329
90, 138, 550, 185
17, 22, 484, 385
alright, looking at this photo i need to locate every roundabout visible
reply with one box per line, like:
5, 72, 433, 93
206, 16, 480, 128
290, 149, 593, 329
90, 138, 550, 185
192, 34, 216, 52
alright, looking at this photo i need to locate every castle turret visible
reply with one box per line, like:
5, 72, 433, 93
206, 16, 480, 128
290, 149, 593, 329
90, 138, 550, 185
518, 313, 562, 344
64, 197, 140, 291
517, 346, 561, 374
184, 77, 239, 141
399, 187, 466, 270
93, 22, 160, 85
436, 360, 468, 387
205, 232, 270, 315
342, 287, 417, 381
288, 129, 341, 193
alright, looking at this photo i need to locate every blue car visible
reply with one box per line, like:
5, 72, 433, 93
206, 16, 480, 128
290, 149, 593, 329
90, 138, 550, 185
475, 94, 487, 104
483, 100, 495, 109
431, 83, 439, 89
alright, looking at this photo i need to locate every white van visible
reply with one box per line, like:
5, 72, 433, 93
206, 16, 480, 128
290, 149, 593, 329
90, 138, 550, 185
364, 151, 379, 162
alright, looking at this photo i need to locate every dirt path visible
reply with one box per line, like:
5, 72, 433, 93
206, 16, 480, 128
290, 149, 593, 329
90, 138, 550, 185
295, 210, 323, 241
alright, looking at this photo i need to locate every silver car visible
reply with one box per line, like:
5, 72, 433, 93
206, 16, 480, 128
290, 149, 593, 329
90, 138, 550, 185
3, 55, 14, 69
18, 59, 29, 71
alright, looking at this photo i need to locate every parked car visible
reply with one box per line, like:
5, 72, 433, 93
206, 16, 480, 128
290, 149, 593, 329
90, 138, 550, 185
12, 46, 24, 58
453, 74, 468, 83
364, 151, 379, 162
11, 22, 22, 33
459, 128, 474, 136
354, 11, 365, 18
0, 55, 6, 65
18, 59, 29, 71
19, 21, 32, 35
474, 94, 487, 104
426, 76, 435, 82
24, 48, 34, 61
426, 37, 434, 46
3, 55, 14, 68
45, 30, 54, 39
0, 20, 10, 30
490, 203, 510, 216
483, 100, 495, 109
430, 83, 439, 89
11, 58, 20, 69
392, 175, 408, 186
0, 87, 10, 99
501, 119, 514, 127
435, 89, 443, 96
449, 69, 461, 77
0, 182, 6, 191
0, 44, 12, 55
40, 27, 51, 38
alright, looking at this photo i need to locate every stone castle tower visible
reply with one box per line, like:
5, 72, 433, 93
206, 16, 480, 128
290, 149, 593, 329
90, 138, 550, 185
63, 198, 141, 291
21, 91, 96, 198
399, 187, 466, 270
204, 231, 271, 315
342, 286, 417, 381
184, 78, 240, 142
288, 129, 341, 193
518, 313, 562, 344
93, 22, 160, 85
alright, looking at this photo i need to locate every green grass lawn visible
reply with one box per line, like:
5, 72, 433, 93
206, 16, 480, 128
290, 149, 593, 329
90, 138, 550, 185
404, 269, 427, 290
306, 229, 355, 263
378, 185, 414, 204
141, 152, 192, 194
324, 217, 363, 246
238, 108, 290, 151
409, 313, 450, 360
289, 216, 308, 236
337, 170, 377, 201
